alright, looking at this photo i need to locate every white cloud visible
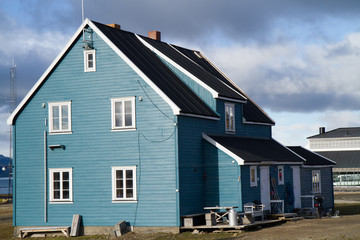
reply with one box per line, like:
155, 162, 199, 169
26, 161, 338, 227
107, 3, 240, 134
205, 30, 360, 111
0, 13, 69, 67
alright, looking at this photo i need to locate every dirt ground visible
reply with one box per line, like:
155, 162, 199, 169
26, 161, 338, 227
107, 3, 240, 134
1, 192, 360, 240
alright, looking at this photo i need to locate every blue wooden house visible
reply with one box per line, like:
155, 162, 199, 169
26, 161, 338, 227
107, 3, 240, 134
7, 19, 333, 235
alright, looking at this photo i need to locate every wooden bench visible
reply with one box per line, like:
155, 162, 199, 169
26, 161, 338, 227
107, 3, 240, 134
181, 213, 205, 227
19, 226, 70, 239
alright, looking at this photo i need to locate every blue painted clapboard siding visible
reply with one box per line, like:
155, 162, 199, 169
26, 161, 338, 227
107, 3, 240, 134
203, 141, 242, 209
157, 56, 217, 111
14, 29, 178, 227
300, 167, 334, 210
177, 104, 270, 216
240, 166, 260, 208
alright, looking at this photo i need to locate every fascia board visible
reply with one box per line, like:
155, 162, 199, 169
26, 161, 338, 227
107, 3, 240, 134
202, 133, 245, 165
136, 35, 219, 99
7, 20, 89, 125
88, 22, 181, 115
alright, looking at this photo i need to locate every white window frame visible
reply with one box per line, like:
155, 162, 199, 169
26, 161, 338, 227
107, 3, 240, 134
84, 49, 96, 72
278, 166, 284, 185
225, 103, 235, 133
49, 168, 73, 203
48, 101, 72, 134
312, 170, 321, 193
112, 166, 137, 202
250, 166, 257, 187
111, 97, 136, 131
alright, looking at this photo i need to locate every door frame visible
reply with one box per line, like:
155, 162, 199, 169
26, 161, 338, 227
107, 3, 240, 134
260, 166, 270, 210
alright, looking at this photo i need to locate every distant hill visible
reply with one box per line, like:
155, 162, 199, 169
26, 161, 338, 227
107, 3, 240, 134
0, 155, 12, 178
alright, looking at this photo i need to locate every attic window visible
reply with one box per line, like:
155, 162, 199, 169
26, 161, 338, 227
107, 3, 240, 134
84, 49, 96, 72
225, 103, 235, 133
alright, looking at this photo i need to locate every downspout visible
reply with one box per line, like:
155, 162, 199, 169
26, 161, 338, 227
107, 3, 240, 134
44, 130, 47, 222
174, 116, 180, 227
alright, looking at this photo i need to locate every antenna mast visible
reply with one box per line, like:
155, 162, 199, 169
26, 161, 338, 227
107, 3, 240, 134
82, 0, 84, 23
8, 59, 16, 199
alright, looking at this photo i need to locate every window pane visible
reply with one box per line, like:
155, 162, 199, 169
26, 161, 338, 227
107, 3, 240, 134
116, 180, 123, 189
88, 53, 93, 61
126, 180, 133, 188
61, 105, 69, 130
63, 181, 69, 190
53, 106, 59, 118
117, 189, 123, 198
126, 189, 133, 198
53, 119, 59, 130
54, 190, 60, 199
63, 172, 69, 180
125, 101, 132, 113
116, 170, 123, 179
126, 170, 133, 179
251, 169, 255, 182
63, 190, 69, 199
115, 102, 122, 114
54, 181, 60, 190
62, 118, 68, 130
88, 60, 93, 68
53, 172, 60, 181
61, 105, 68, 118
114, 102, 123, 127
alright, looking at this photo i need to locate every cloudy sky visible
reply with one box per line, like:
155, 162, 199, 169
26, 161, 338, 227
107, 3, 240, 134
1, 0, 360, 156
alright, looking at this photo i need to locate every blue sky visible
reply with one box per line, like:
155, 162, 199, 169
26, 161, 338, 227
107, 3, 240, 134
1, 0, 360, 156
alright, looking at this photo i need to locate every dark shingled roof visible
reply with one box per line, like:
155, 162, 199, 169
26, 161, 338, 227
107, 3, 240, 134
288, 146, 335, 166
308, 127, 360, 139
139, 36, 247, 101
315, 151, 360, 168
172, 45, 275, 125
93, 21, 218, 119
206, 135, 304, 163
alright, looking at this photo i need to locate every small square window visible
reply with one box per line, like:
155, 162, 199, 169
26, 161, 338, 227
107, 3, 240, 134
112, 166, 137, 201
111, 97, 136, 130
48, 101, 72, 134
225, 103, 235, 133
84, 50, 96, 72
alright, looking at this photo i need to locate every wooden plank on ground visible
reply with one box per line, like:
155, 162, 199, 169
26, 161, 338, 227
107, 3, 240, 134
70, 214, 81, 237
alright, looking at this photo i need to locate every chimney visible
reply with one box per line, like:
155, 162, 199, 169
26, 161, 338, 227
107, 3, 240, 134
148, 31, 161, 41
319, 127, 325, 134
106, 23, 121, 30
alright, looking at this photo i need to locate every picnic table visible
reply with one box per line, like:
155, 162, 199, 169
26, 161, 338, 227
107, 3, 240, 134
204, 206, 238, 223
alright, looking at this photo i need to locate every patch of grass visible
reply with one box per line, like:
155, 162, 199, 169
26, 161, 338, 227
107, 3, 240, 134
0, 221, 14, 240
335, 203, 360, 215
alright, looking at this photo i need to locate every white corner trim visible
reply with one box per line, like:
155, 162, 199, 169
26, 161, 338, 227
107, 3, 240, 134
7, 19, 90, 125
136, 35, 219, 99
88, 21, 181, 115
202, 133, 245, 165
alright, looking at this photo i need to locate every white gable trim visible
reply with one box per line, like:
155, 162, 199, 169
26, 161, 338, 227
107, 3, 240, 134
202, 133, 245, 165
136, 35, 220, 99
87, 21, 181, 116
7, 20, 89, 125
7, 19, 182, 125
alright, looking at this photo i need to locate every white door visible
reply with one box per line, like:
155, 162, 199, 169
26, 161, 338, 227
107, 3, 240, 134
292, 166, 301, 209
260, 166, 270, 210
